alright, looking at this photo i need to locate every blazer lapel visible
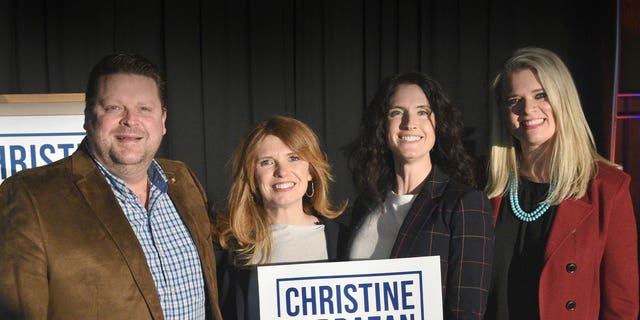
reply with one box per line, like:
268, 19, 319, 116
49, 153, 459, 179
164, 170, 207, 248
390, 166, 449, 258
543, 197, 593, 263
321, 218, 340, 260
491, 197, 502, 222
493, 192, 593, 264
71, 149, 164, 319
163, 169, 213, 280
162, 166, 221, 319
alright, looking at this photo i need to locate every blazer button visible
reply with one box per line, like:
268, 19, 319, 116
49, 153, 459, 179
566, 300, 576, 311
566, 263, 577, 273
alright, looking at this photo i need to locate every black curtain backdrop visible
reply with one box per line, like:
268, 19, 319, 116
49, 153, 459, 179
0, 0, 617, 208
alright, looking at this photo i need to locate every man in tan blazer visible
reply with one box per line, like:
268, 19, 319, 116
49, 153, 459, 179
0, 53, 222, 319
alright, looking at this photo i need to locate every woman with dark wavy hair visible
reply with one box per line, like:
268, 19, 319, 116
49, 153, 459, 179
343, 72, 495, 319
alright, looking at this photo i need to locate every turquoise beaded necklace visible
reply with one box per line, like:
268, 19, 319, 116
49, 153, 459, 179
508, 175, 553, 222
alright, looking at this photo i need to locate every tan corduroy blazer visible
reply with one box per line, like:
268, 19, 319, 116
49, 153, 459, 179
0, 145, 222, 319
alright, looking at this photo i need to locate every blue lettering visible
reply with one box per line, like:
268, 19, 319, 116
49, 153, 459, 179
319, 285, 333, 314
40, 144, 55, 164
0, 146, 6, 178
277, 279, 417, 318
359, 283, 372, 312
401, 280, 414, 310
383, 281, 399, 311
29, 145, 37, 167
344, 284, 358, 313
375, 282, 381, 311
336, 284, 342, 313
0, 143, 82, 180
58, 143, 75, 157
10, 145, 27, 174
301, 286, 317, 315
286, 288, 299, 316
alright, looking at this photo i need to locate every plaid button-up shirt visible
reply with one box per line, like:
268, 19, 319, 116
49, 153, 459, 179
95, 159, 205, 320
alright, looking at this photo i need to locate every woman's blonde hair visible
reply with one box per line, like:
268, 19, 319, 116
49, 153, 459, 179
215, 115, 346, 265
486, 47, 613, 204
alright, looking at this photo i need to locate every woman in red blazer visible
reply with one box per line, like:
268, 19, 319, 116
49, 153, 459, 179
484, 47, 638, 319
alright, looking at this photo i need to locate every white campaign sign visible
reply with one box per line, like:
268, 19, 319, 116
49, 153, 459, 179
0, 115, 85, 183
258, 256, 443, 320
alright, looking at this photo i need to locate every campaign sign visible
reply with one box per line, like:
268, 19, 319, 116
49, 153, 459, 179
258, 256, 442, 320
0, 115, 85, 183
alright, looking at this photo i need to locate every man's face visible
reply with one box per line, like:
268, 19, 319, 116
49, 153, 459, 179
84, 73, 166, 177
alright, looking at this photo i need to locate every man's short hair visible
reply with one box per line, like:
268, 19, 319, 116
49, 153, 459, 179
84, 53, 166, 112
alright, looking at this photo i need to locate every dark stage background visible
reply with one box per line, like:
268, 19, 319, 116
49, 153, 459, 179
0, 0, 630, 211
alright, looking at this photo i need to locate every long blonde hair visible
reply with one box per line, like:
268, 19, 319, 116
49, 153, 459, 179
486, 47, 614, 204
215, 115, 346, 265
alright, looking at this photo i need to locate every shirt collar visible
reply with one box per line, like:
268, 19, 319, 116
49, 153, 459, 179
86, 142, 169, 194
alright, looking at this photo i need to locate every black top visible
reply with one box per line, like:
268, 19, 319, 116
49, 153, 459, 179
486, 178, 557, 320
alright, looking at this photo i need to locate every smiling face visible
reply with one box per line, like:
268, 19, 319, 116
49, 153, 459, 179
506, 69, 556, 153
84, 73, 166, 177
386, 84, 436, 166
254, 135, 313, 214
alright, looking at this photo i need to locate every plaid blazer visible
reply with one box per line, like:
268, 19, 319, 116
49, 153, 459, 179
343, 165, 495, 319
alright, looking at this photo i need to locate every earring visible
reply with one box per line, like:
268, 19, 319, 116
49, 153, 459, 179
305, 181, 315, 198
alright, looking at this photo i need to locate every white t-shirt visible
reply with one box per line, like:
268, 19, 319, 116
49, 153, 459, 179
349, 191, 417, 259
269, 224, 328, 264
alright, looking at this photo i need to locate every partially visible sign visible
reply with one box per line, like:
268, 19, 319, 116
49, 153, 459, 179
258, 256, 443, 320
0, 94, 85, 183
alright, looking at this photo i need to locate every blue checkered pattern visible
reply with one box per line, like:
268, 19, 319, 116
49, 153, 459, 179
95, 159, 205, 320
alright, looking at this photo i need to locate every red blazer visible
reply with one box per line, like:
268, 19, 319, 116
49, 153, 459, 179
491, 162, 638, 320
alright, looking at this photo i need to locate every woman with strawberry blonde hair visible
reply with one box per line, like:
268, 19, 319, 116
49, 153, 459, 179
214, 115, 346, 319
